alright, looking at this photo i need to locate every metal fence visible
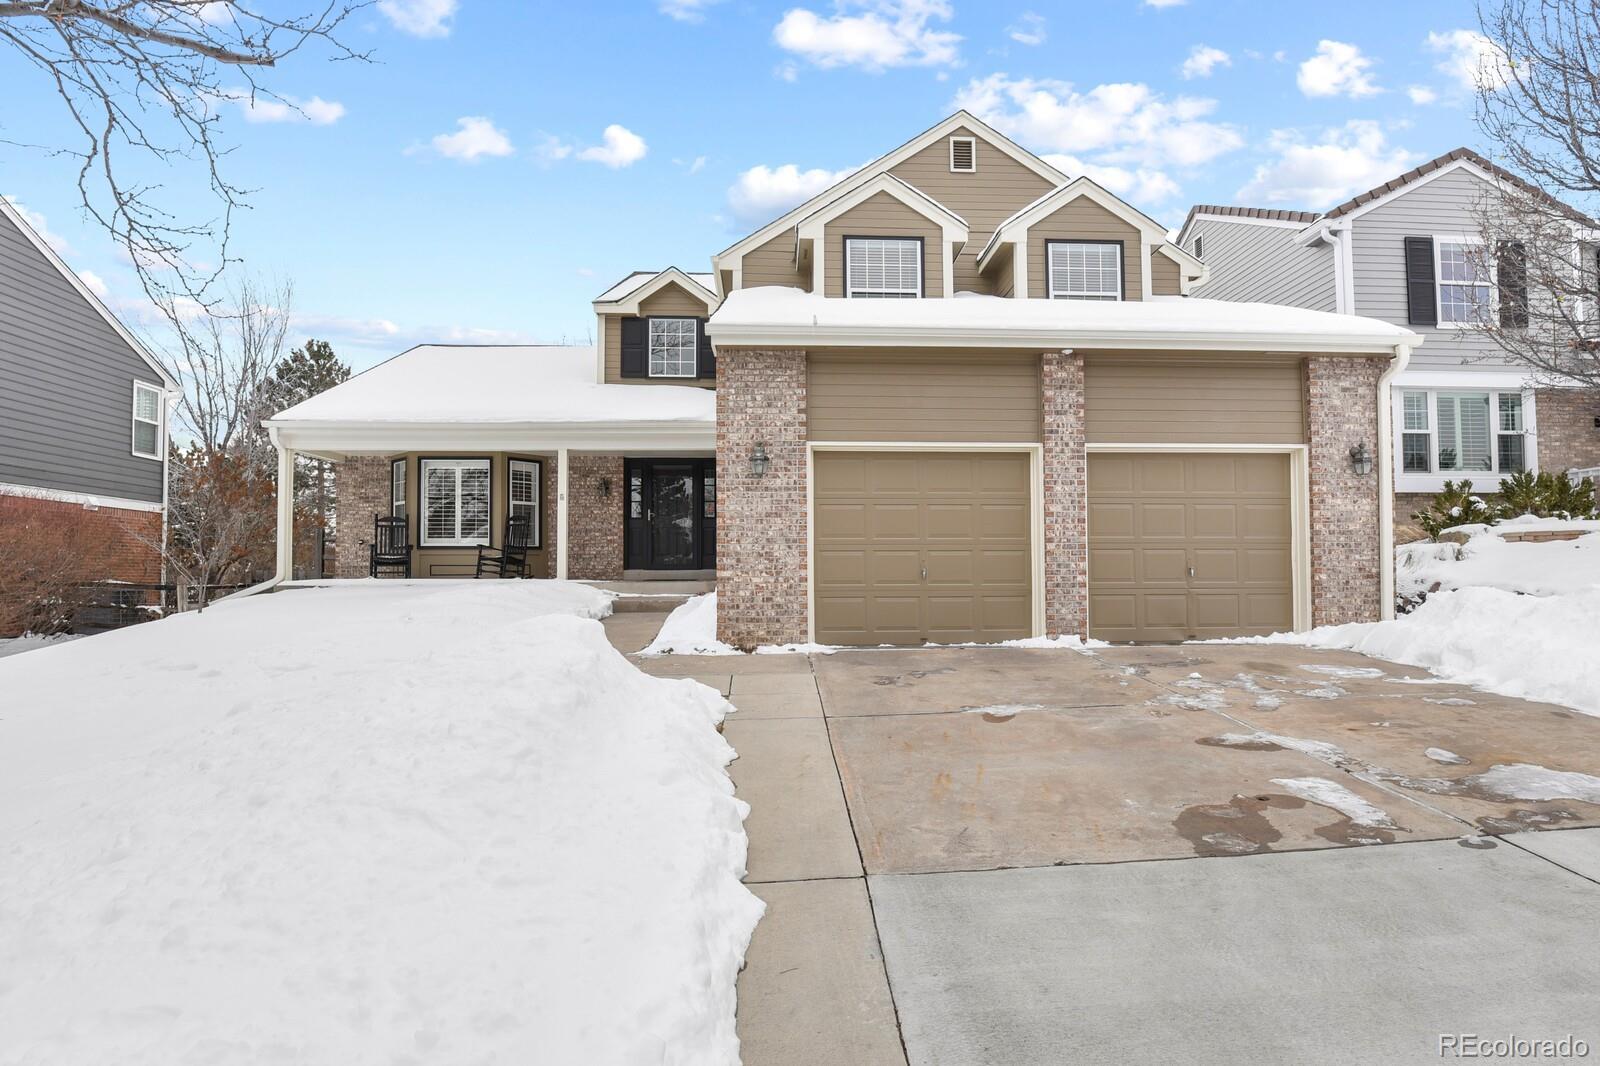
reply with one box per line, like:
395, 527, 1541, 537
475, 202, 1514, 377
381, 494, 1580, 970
71, 582, 252, 631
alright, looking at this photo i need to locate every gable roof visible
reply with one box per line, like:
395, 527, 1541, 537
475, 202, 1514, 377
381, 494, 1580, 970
976, 177, 1171, 270
714, 110, 1067, 267
0, 195, 177, 389
795, 172, 968, 240
594, 268, 718, 306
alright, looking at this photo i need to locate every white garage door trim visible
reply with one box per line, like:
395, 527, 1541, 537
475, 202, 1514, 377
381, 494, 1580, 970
806, 441, 1047, 645
1084, 442, 1312, 635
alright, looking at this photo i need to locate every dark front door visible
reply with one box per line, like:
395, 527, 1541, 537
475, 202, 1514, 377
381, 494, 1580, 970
626, 459, 716, 570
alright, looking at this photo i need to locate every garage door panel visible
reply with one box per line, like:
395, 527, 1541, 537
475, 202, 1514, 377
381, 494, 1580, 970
815, 452, 1033, 645
1089, 452, 1293, 641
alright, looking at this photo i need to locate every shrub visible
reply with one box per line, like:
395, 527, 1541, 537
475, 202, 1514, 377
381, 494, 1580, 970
1412, 480, 1493, 541
1492, 470, 1597, 521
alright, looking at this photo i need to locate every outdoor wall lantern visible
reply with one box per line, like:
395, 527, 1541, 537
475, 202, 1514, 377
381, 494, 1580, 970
1348, 442, 1373, 476
597, 476, 612, 498
749, 443, 771, 478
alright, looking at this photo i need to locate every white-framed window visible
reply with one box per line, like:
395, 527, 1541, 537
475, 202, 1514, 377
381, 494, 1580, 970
1047, 241, 1123, 301
508, 458, 542, 547
949, 136, 976, 173
1436, 238, 1493, 326
391, 458, 406, 520
648, 317, 698, 378
131, 381, 163, 460
845, 237, 922, 298
419, 458, 491, 547
1397, 388, 1529, 477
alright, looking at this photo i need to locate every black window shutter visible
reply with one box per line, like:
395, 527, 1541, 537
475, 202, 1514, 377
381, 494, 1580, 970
1497, 239, 1529, 328
696, 318, 715, 379
1404, 236, 1437, 326
620, 317, 647, 378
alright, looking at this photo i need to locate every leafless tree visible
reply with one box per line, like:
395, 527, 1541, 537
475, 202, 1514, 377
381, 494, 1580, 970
0, 1, 368, 311
1467, 0, 1600, 390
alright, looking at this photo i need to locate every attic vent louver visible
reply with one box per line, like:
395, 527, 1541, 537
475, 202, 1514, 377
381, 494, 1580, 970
949, 136, 975, 173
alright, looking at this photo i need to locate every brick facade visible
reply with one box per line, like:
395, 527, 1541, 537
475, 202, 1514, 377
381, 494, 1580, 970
1041, 350, 1087, 637
0, 492, 162, 635
715, 348, 808, 649
1533, 387, 1600, 476
334, 457, 391, 578
1306, 356, 1386, 625
565, 453, 624, 580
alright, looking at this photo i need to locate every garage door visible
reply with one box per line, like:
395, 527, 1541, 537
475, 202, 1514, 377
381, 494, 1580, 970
814, 451, 1032, 645
1088, 453, 1293, 642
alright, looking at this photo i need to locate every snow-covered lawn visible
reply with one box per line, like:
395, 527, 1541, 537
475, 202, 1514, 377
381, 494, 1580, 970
0, 632, 83, 659
1215, 518, 1600, 717
0, 581, 763, 1065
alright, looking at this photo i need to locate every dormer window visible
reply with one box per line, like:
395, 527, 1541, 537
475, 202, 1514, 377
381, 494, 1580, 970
846, 237, 923, 298
1047, 240, 1123, 301
949, 136, 976, 173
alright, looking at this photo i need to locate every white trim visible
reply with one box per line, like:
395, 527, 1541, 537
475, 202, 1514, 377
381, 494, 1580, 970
707, 322, 1420, 354
647, 316, 700, 378
131, 380, 165, 460
1046, 241, 1124, 301
1376, 343, 1411, 620
592, 268, 719, 315
1154, 241, 1207, 291
977, 178, 1170, 270
1393, 368, 1533, 388
1011, 240, 1029, 300
1337, 157, 1503, 225
593, 314, 607, 384
265, 420, 715, 458
844, 236, 924, 299
795, 172, 968, 264
1186, 212, 1313, 232
714, 110, 1066, 265
1432, 233, 1494, 328
1390, 383, 1536, 494
0, 480, 164, 513
949, 135, 976, 173
274, 443, 295, 584
417, 457, 493, 547
0, 195, 178, 389
556, 448, 570, 580
1083, 443, 1314, 634
805, 441, 1047, 644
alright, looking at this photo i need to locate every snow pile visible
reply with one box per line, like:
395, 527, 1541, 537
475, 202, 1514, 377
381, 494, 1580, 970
641, 592, 739, 656
0, 632, 83, 659
1398, 518, 1600, 598
0, 581, 763, 1064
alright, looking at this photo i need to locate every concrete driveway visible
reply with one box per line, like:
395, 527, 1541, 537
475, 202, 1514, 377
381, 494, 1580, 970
611, 617, 1600, 1066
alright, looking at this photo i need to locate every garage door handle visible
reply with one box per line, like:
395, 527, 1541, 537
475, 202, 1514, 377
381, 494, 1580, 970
921, 565, 928, 581
1188, 567, 1196, 578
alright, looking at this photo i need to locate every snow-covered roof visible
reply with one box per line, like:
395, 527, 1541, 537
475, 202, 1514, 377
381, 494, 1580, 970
594, 270, 717, 304
707, 287, 1423, 354
267, 345, 715, 426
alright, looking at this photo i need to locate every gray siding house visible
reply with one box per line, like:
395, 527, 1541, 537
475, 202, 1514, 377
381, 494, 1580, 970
1178, 149, 1600, 514
0, 195, 176, 609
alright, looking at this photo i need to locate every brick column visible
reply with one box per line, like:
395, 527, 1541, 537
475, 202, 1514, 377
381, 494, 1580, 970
1041, 350, 1087, 638
716, 348, 807, 649
566, 453, 624, 580
334, 457, 390, 578
1306, 355, 1385, 625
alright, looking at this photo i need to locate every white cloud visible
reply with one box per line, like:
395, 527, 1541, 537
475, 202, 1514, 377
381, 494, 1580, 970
1426, 29, 1512, 92
727, 162, 860, 225
424, 117, 514, 162
378, 0, 457, 37
577, 125, 648, 168
660, 0, 724, 21
1297, 40, 1381, 98
76, 269, 109, 297
1042, 153, 1181, 204
1144, 0, 1186, 8
1237, 121, 1419, 207
1008, 12, 1046, 46
773, 0, 960, 71
220, 89, 345, 125
1407, 85, 1438, 105
684, 155, 708, 174
1181, 45, 1230, 80
290, 312, 543, 362
1, 195, 71, 254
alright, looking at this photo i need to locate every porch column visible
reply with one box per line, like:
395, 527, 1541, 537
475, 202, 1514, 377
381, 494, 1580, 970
274, 444, 296, 582
556, 447, 569, 580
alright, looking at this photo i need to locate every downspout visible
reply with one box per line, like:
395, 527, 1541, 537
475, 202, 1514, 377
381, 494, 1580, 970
216, 428, 293, 603
1376, 342, 1412, 621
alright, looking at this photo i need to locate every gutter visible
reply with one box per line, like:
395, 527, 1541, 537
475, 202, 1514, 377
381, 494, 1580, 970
706, 323, 1420, 354
1376, 342, 1413, 621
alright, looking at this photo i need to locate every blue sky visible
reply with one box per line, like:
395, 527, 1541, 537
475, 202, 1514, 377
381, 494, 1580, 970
1, 0, 1499, 370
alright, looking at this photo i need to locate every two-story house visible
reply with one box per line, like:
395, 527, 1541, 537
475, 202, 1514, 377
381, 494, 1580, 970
0, 195, 176, 635
268, 112, 1421, 646
1176, 148, 1600, 525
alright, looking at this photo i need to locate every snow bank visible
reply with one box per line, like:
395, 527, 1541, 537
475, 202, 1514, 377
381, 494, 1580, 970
0, 632, 83, 659
640, 592, 739, 656
0, 581, 763, 1064
1398, 521, 1600, 598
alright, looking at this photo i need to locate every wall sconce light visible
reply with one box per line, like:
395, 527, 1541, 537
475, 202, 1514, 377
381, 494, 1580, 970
750, 443, 771, 478
596, 476, 612, 498
1348, 442, 1373, 476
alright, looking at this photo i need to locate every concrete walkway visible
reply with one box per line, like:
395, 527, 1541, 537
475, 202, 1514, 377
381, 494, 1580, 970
605, 613, 1600, 1066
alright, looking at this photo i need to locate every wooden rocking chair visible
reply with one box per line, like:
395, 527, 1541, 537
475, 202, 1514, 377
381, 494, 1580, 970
476, 513, 533, 578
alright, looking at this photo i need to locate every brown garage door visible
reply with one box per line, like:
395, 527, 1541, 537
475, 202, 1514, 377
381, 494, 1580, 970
1088, 453, 1293, 642
814, 451, 1032, 645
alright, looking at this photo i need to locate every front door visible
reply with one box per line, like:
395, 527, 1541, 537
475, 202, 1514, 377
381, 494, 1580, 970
625, 459, 716, 570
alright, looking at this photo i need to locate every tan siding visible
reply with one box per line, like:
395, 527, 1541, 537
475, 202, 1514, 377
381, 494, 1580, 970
1027, 199, 1145, 300
601, 281, 716, 386
808, 350, 1041, 442
888, 124, 1055, 294
990, 243, 1015, 298
1083, 354, 1306, 444
1151, 249, 1181, 295
823, 192, 943, 298
741, 231, 810, 290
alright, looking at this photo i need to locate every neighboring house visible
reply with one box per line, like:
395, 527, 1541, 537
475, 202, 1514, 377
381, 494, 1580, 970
0, 195, 176, 633
268, 111, 1420, 646
1177, 148, 1600, 523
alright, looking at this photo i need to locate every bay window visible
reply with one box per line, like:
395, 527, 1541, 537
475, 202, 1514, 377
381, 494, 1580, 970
1397, 388, 1529, 482
420, 458, 491, 547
